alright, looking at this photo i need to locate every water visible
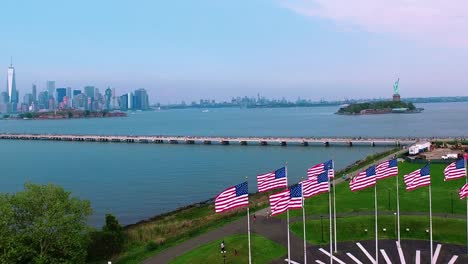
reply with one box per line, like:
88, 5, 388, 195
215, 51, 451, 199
0, 140, 388, 226
0, 102, 465, 227
0, 102, 467, 137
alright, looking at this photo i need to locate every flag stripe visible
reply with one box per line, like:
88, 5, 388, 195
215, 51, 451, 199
269, 190, 290, 216
257, 167, 287, 192
350, 166, 376, 192
404, 165, 431, 191
460, 183, 468, 199
302, 172, 329, 198
307, 160, 334, 179
215, 182, 249, 213
376, 159, 398, 180
444, 159, 466, 181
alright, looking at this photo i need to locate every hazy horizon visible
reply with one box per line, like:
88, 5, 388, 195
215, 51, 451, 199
1, 0, 468, 103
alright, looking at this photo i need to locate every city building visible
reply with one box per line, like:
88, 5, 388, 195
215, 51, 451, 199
73, 89, 81, 97
37, 91, 49, 110
46, 81, 55, 99
23, 93, 33, 106
112, 88, 116, 109
32, 84, 37, 102
119, 94, 129, 111
84, 86, 95, 99
56, 88, 67, 104
133, 88, 149, 110
105, 87, 112, 110
127, 92, 133, 110
7, 61, 18, 108
0, 92, 9, 104
72, 93, 87, 110
48, 97, 55, 110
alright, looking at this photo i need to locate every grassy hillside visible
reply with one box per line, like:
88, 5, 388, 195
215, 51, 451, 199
286, 162, 467, 218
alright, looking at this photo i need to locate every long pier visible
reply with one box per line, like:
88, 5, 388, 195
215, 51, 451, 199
0, 133, 422, 147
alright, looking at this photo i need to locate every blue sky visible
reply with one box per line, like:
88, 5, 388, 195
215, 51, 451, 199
1, 0, 467, 103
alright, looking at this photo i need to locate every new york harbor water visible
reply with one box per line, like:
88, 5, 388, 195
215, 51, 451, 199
1, 102, 467, 227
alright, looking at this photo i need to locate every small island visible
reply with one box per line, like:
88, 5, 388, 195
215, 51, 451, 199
336, 101, 423, 115
336, 78, 424, 115
4, 110, 127, 120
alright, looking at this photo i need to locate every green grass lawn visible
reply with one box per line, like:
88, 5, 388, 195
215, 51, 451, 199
168, 234, 286, 264
290, 215, 466, 245
115, 193, 271, 264
286, 162, 467, 218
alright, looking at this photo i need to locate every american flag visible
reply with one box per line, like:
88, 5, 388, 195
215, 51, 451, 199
459, 183, 468, 199
302, 171, 329, 198
350, 165, 376, 192
308, 160, 334, 179
215, 182, 249, 213
257, 167, 287, 192
404, 164, 431, 191
376, 159, 398, 180
444, 159, 466, 181
269, 189, 290, 216
288, 183, 303, 209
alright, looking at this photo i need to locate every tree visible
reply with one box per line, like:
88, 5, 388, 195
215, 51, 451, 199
0, 183, 92, 264
87, 214, 125, 261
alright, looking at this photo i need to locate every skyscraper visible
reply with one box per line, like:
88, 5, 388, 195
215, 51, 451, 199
37, 91, 49, 109
112, 88, 116, 110
32, 84, 37, 102
127, 92, 133, 110
119, 94, 129, 111
23, 93, 33, 106
133, 88, 150, 110
73, 90, 81, 97
0, 92, 9, 104
105, 87, 112, 110
84, 86, 95, 99
7, 60, 17, 104
56, 88, 67, 104
46, 81, 55, 99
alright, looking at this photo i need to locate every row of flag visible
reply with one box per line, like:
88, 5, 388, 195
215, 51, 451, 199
214, 153, 467, 264
215, 155, 468, 214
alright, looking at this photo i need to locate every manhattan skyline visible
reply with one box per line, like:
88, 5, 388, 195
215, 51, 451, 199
1, 0, 468, 102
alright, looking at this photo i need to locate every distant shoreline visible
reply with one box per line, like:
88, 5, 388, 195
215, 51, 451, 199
156, 96, 468, 110
1, 110, 127, 120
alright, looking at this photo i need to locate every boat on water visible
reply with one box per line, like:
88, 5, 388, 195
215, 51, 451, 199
202, 109, 209, 113
391, 107, 424, 113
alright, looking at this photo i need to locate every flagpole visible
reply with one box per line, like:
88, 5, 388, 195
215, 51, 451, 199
429, 184, 433, 264
465, 157, 467, 255
246, 176, 252, 264
332, 159, 337, 253
247, 207, 252, 264
286, 163, 291, 264
396, 170, 401, 245
301, 177, 307, 264
328, 174, 333, 264
375, 184, 378, 264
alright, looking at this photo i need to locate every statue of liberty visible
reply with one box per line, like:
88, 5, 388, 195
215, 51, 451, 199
393, 78, 400, 95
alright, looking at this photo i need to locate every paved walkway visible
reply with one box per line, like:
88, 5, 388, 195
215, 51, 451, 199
143, 208, 468, 264
144, 149, 464, 263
